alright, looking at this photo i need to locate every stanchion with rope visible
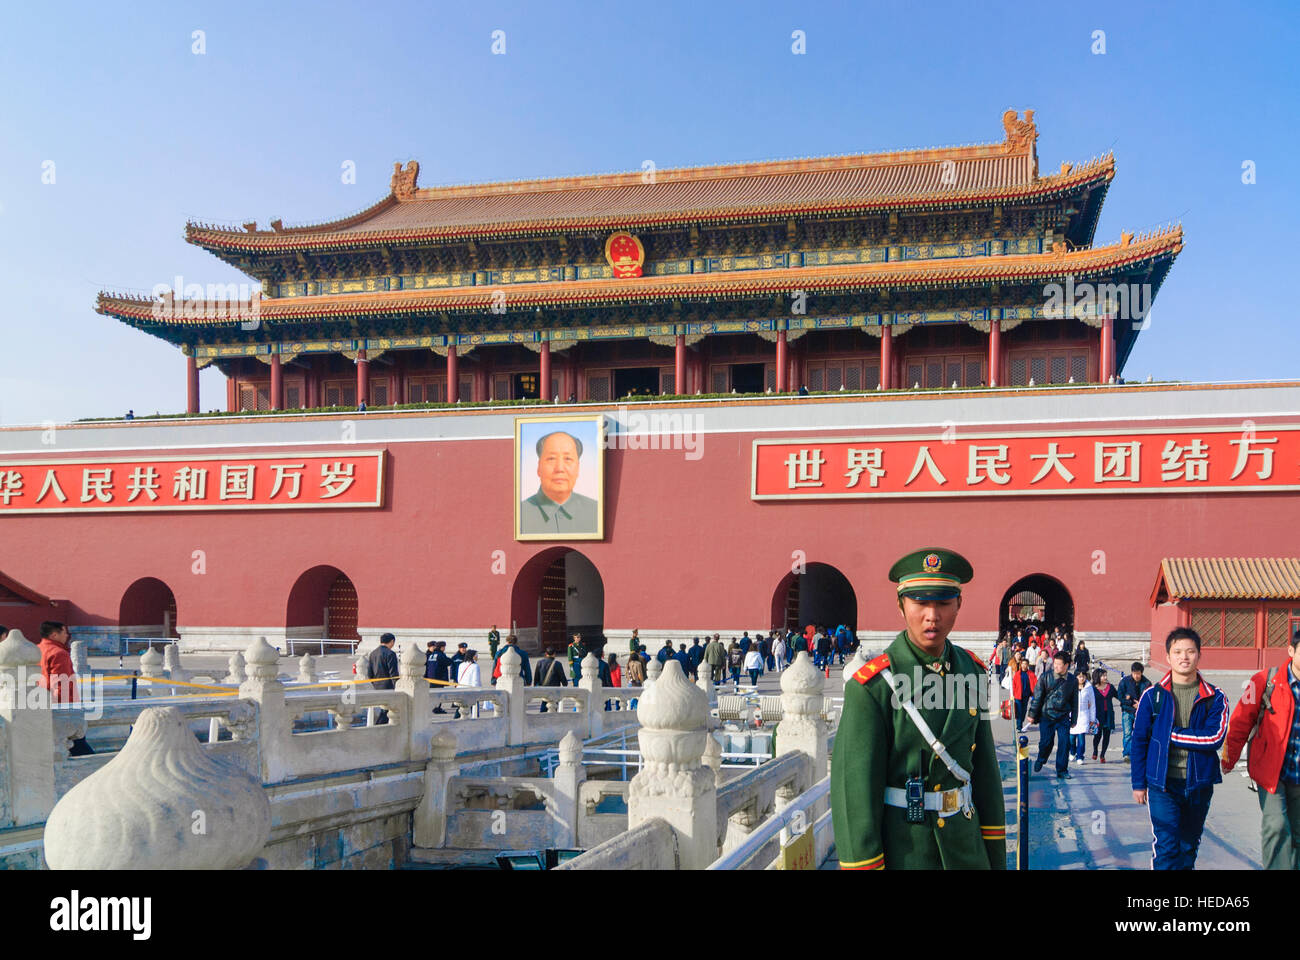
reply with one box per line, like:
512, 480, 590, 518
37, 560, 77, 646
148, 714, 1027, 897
1017, 733, 1030, 870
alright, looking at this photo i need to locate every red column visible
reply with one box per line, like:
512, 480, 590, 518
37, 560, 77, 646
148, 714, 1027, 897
186, 355, 199, 413
226, 376, 236, 413
775, 331, 787, 392
788, 341, 802, 392
539, 341, 552, 401
675, 334, 687, 395
447, 345, 458, 402
988, 320, 1001, 388
564, 356, 576, 401
355, 350, 369, 406
879, 327, 892, 390
270, 354, 283, 411
1101, 316, 1115, 383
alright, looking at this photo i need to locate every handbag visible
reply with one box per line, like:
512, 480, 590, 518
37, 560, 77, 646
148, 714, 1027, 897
1000, 699, 1012, 721
1088, 721, 1099, 736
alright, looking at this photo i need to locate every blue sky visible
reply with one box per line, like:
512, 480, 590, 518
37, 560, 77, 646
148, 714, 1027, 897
1, 0, 1296, 424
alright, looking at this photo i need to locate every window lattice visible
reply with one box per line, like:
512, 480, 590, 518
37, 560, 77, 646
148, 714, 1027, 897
907, 363, 923, 388
1050, 356, 1067, 384
712, 369, 729, 393
1267, 609, 1293, 647
925, 362, 942, 389
493, 375, 511, 401
458, 375, 473, 400
946, 362, 961, 387
864, 365, 880, 389
1030, 356, 1047, 384
1189, 608, 1221, 646
844, 365, 861, 390
808, 368, 824, 392
765, 366, 777, 391
286, 387, 301, 409
965, 361, 982, 387
588, 376, 610, 403
827, 366, 843, 391
1010, 357, 1027, 386
1071, 355, 1088, 383
1223, 608, 1256, 648
371, 382, 388, 406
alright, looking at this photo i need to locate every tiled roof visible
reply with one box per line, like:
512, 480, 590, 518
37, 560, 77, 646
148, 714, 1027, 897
183, 112, 1114, 252
98, 228, 1181, 328
1159, 558, 1300, 600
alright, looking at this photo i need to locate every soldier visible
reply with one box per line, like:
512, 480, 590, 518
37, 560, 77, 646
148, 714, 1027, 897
831, 548, 1006, 869
487, 624, 501, 662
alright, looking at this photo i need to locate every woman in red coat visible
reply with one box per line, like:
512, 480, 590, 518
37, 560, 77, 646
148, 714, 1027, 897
1010, 653, 1037, 732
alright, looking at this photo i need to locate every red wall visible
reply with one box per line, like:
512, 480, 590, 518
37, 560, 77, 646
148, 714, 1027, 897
0, 424, 1296, 640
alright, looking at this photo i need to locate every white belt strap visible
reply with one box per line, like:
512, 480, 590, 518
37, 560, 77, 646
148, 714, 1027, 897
883, 784, 973, 813
880, 666, 971, 786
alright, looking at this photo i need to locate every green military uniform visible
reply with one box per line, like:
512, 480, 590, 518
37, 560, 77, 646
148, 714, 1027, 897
487, 629, 501, 661
831, 549, 1007, 870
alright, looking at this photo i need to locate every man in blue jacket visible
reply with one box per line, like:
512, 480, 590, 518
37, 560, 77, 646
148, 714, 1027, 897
1131, 627, 1230, 870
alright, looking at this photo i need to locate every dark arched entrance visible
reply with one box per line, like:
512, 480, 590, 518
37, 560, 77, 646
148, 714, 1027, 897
287, 565, 360, 650
511, 548, 605, 655
770, 563, 857, 635
999, 573, 1074, 638
119, 577, 179, 638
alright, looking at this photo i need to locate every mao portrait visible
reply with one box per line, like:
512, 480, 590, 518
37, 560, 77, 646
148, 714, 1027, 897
515, 415, 604, 540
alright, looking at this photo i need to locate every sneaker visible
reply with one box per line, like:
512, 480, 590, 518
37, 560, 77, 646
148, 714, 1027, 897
1057, 772, 1072, 780
1033, 759, 1044, 772
1076, 757, 1086, 765
1091, 753, 1098, 760
1099, 757, 1107, 763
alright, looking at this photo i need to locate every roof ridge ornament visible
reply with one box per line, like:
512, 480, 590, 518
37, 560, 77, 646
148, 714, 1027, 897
1001, 109, 1037, 153
392, 160, 420, 200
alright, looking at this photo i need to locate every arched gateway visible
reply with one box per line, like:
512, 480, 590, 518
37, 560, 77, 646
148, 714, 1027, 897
286, 565, 361, 651
999, 573, 1074, 638
511, 548, 604, 656
770, 563, 857, 635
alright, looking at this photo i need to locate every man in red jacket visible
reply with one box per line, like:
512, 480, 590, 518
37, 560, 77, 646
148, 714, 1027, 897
37, 620, 77, 704
37, 621, 94, 756
1222, 628, 1300, 870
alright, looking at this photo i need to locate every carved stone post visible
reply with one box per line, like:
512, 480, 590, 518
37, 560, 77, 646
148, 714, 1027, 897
240, 637, 288, 784
645, 657, 662, 688
779, 652, 828, 783
842, 647, 868, 685
702, 733, 723, 787
495, 646, 527, 746
44, 706, 271, 869
224, 651, 246, 684
696, 669, 715, 705
553, 730, 585, 847
395, 641, 431, 762
0, 629, 55, 826
413, 730, 459, 849
163, 644, 188, 684
70, 640, 91, 678
297, 652, 317, 684
138, 646, 165, 697
628, 660, 716, 869
578, 651, 604, 738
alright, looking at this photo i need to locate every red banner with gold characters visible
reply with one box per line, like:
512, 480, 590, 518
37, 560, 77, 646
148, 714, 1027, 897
0, 451, 385, 514
751, 427, 1300, 499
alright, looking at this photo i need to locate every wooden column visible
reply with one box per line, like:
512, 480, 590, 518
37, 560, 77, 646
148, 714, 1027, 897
879, 327, 892, 390
675, 335, 687, 395
988, 320, 1001, 388
226, 376, 236, 413
447, 345, 458, 402
775, 331, 787, 392
355, 350, 369, 406
564, 355, 576, 401
1101, 316, 1115, 383
186, 355, 200, 414
270, 354, 283, 411
787, 340, 802, 392
539, 341, 552, 401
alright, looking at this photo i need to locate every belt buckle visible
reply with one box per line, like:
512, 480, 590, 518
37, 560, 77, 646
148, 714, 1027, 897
940, 788, 960, 814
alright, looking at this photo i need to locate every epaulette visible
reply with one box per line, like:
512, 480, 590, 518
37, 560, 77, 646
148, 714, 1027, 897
852, 653, 891, 685
967, 651, 987, 672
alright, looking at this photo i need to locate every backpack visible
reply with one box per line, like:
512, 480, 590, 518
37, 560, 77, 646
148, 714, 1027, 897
1247, 666, 1280, 747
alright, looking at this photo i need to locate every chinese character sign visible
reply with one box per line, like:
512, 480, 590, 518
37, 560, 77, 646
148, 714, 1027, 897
751, 429, 1300, 499
0, 451, 385, 514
